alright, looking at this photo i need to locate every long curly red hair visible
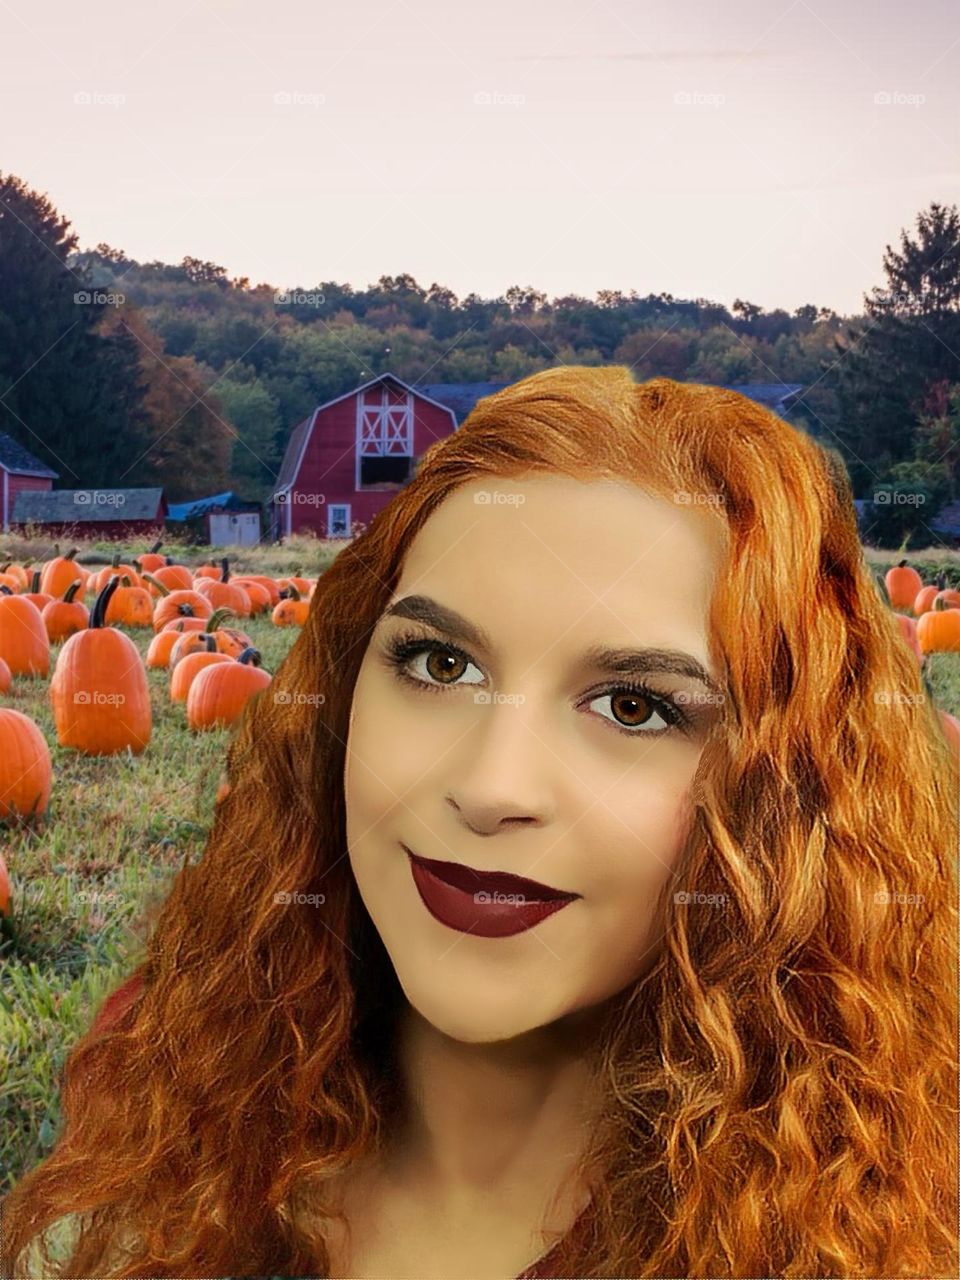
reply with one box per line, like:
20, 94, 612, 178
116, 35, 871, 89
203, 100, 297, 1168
3, 367, 957, 1278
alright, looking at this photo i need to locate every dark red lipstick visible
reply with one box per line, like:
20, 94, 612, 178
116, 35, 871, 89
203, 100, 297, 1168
403, 844, 580, 938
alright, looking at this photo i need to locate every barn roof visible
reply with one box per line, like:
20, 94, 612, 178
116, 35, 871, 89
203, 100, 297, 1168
11, 487, 167, 523
166, 490, 260, 520
418, 382, 512, 424
0, 430, 59, 478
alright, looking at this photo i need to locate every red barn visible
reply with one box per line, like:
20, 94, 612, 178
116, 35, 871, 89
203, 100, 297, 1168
10, 487, 168, 540
0, 431, 58, 532
270, 374, 461, 540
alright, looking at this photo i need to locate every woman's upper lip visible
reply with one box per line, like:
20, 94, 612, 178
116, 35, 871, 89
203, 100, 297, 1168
403, 844, 580, 901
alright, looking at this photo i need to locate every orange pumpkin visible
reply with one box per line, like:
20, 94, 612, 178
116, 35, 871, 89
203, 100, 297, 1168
0, 562, 29, 591
231, 578, 271, 614
192, 562, 222, 580
136, 540, 167, 574
143, 573, 214, 632
0, 707, 52, 823
0, 656, 11, 693
146, 563, 194, 596
170, 641, 232, 703
186, 647, 272, 731
40, 545, 85, 599
21, 569, 53, 613
146, 623, 199, 670
885, 560, 924, 609
104, 575, 153, 628
169, 609, 251, 663
42, 581, 90, 643
235, 574, 281, 608
894, 612, 923, 663
0, 588, 50, 677
194, 558, 251, 617
50, 577, 152, 755
916, 598, 960, 655
272, 583, 309, 627
93, 553, 143, 593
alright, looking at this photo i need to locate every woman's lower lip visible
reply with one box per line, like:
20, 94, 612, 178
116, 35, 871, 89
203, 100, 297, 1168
406, 849, 576, 937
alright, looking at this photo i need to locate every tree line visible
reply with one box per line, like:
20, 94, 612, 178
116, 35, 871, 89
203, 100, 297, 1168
1, 171, 959, 546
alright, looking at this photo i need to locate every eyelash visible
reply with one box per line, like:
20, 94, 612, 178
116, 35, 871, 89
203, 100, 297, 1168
379, 627, 693, 738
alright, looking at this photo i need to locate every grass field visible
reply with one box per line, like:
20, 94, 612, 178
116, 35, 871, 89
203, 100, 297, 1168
2, 536, 960, 1205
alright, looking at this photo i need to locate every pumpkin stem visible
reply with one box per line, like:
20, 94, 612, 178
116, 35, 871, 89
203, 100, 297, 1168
0, 563, 9, 572
220, 556, 230, 583
936, 571, 947, 591
52, 542, 60, 556
92, 576, 121, 628
176, 603, 199, 617
142, 572, 169, 597
65, 547, 78, 561
111, 551, 121, 568
149, 540, 163, 554
207, 607, 236, 631
165, 556, 174, 566
120, 574, 132, 588
202, 634, 216, 653
30, 569, 40, 593
237, 646, 262, 666
286, 583, 301, 601
0, 585, 12, 595
63, 580, 82, 604
897, 558, 908, 568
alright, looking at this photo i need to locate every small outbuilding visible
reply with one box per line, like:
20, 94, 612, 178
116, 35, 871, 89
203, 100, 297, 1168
10, 487, 168, 539
166, 491, 263, 547
0, 431, 59, 532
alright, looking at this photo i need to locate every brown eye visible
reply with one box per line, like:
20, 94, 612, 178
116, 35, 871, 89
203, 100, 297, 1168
609, 691, 657, 728
424, 649, 468, 683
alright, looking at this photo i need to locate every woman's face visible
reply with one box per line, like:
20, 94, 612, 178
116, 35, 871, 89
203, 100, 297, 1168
344, 474, 726, 1044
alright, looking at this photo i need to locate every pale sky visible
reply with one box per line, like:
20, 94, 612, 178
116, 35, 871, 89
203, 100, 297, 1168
3, 0, 958, 317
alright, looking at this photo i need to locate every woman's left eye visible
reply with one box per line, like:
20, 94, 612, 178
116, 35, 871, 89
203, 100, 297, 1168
383, 636, 687, 737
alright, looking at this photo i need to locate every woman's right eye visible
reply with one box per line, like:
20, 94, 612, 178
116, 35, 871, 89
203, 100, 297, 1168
385, 638, 486, 691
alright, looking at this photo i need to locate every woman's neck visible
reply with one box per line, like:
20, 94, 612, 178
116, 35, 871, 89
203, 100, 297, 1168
383, 998, 609, 1201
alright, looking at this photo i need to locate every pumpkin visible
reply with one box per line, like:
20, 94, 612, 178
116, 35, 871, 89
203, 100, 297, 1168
192, 562, 222, 580
231, 578, 271, 614
0, 707, 52, 822
49, 576, 152, 755
146, 623, 201, 670
894, 612, 923, 663
272, 583, 309, 627
169, 639, 232, 702
143, 573, 214, 632
0, 588, 50, 677
186, 646, 272, 731
93, 552, 143, 593
234, 574, 281, 608
160, 616, 211, 634
913, 582, 940, 616
104, 574, 153, 628
169, 609, 251, 664
885, 560, 924, 609
934, 586, 960, 609
21, 569, 53, 613
40, 545, 84, 599
277, 570, 312, 596
0, 656, 11, 693
0, 848, 10, 917
0, 562, 29, 591
42, 580, 90, 642
136, 540, 167, 573
194, 558, 251, 616
916, 598, 960, 655
146, 563, 194, 596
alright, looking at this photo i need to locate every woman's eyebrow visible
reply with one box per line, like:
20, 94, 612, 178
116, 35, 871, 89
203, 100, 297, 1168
380, 594, 722, 695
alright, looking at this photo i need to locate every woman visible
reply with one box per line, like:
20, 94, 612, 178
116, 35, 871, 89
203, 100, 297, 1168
2, 367, 957, 1278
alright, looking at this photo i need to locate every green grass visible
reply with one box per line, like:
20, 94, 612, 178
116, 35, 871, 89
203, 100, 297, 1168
2, 539, 960, 1204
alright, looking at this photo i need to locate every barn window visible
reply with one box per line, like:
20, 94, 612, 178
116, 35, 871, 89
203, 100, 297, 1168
356, 383, 413, 489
